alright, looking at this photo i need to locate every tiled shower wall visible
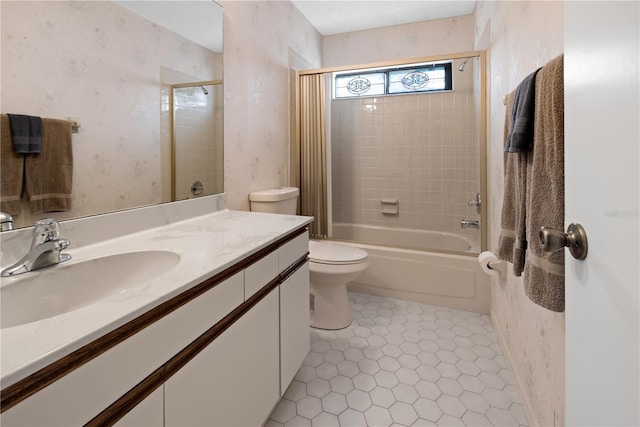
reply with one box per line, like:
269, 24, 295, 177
174, 86, 224, 201
331, 60, 480, 242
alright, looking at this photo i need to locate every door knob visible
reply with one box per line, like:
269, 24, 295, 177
539, 223, 588, 260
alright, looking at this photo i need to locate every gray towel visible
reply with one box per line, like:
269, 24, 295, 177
7, 114, 42, 154
504, 68, 541, 153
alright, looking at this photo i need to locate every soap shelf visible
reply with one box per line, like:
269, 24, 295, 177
381, 199, 399, 215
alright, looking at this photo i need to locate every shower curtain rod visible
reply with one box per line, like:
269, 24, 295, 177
172, 79, 222, 89
298, 50, 484, 76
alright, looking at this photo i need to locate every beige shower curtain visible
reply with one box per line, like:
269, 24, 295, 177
298, 73, 328, 238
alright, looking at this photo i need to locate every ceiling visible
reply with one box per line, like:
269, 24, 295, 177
113, 1, 223, 52
291, 0, 477, 36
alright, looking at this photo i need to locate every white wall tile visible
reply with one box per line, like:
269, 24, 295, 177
331, 85, 481, 241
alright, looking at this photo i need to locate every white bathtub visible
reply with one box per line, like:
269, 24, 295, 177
332, 223, 479, 253
331, 223, 490, 313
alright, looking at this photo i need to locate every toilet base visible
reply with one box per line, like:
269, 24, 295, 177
308, 260, 368, 330
310, 282, 352, 330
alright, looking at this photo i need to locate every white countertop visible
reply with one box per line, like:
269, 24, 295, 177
0, 209, 312, 389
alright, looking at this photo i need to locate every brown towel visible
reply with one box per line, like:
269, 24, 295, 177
523, 54, 565, 312
497, 93, 528, 276
25, 118, 73, 214
1, 114, 24, 215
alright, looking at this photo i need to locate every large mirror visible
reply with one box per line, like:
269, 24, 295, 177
0, 1, 223, 229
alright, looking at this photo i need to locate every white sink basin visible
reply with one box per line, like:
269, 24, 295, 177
0, 251, 180, 329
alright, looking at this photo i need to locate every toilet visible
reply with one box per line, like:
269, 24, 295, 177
307, 240, 368, 329
249, 187, 368, 330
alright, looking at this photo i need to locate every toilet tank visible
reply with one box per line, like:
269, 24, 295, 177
249, 187, 299, 214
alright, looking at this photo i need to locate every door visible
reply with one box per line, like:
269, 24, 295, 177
564, 2, 639, 426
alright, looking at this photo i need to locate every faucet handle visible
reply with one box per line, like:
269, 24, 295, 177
32, 218, 61, 246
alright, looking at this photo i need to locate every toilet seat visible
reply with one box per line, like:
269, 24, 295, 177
309, 240, 368, 265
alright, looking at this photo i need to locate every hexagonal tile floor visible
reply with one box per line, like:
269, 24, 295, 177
267, 292, 528, 427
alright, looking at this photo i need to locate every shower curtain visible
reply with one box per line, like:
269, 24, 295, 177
298, 73, 328, 238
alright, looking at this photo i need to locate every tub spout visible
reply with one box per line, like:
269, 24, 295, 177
461, 220, 480, 229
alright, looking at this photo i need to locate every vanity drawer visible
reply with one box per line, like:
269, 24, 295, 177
278, 232, 309, 273
244, 251, 278, 300
0, 272, 244, 427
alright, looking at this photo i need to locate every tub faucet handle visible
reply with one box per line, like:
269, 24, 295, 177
468, 193, 481, 214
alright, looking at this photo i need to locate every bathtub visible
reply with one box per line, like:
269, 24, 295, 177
331, 223, 490, 313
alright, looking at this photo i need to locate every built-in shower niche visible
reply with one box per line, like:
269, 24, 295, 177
328, 52, 484, 254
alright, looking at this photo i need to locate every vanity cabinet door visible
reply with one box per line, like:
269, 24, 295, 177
114, 387, 163, 427
280, 262, 310, 395
164, 288, 280, 427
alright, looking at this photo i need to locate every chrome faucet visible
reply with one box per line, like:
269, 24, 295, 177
468, 193, 481, 214
461, 220, 480, 229
0, 212, 14, 231
1, 219, 71, 277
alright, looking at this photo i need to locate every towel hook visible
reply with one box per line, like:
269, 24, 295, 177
539, 223, 588, 260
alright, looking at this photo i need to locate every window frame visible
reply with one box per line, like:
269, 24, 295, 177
333, 61, 453, 99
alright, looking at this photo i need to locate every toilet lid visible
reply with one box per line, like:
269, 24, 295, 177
309, 240, 368, 265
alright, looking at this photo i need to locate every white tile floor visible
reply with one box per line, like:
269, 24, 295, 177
267, 292, 528, 427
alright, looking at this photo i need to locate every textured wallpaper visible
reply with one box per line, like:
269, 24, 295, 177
221, 0, 322, 211
322, 15, 475, 67
474, 2, 565, 426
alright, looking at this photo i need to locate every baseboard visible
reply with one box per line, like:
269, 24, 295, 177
490, 309, 540, 427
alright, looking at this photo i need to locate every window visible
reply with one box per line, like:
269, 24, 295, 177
335, 72, 386, 98
333, 61, 453, 99
174, 87, 208, 108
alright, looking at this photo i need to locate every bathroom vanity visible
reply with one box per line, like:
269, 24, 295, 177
0, 196, 313, 426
